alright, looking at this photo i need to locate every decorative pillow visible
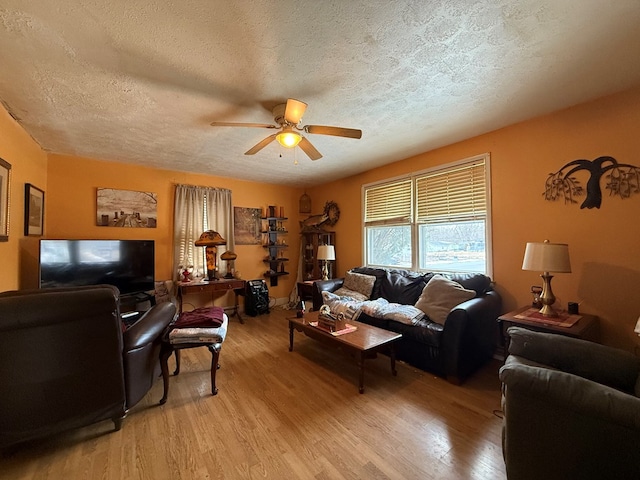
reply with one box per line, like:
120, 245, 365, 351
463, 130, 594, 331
321, 291, 362, 320
333, 287, 369, 302
343, 271, 376, 298
414, 274, 475, 325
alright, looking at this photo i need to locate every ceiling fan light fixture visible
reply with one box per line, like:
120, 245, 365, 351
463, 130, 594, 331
276, 128, 302, 148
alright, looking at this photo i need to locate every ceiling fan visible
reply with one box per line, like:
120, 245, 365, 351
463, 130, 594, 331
210, 98, 362, 160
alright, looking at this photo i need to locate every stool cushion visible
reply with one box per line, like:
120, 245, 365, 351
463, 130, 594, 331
169, 313, 228, 345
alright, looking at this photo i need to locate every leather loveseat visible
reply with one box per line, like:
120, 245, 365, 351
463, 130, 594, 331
313, 267, 502, 383
0, 285, 176, 448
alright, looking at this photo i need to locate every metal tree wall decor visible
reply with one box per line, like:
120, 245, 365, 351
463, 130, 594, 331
544, 156, 640, 209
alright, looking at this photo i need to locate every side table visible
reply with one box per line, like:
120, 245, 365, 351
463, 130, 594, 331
297, 280, 318, 308
498, 306, 599, 353
177, 279, 246, 323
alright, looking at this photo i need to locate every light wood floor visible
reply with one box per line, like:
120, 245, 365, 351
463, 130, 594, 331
0, 307, 507, 480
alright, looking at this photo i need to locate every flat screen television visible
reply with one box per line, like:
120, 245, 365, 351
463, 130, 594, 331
39, 239, 155, 297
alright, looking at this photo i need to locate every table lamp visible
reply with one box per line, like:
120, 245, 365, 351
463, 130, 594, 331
522, 239, 571, 317
195, 230, 226, 281
220, 250, 237, 279
317, 244, 335, 281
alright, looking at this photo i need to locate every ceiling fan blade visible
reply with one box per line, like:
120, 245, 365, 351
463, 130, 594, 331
211, 121, 277, 128
304, 125, 362, 139
284, 99, 307, 125
298, 137, 322, 161
245, 134, 277, 155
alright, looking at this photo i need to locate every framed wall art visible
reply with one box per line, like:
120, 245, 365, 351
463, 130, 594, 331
233, 206, 262, 245
0, 157, 11, 242
24, 183, 45, 236
96, 188, 158, 228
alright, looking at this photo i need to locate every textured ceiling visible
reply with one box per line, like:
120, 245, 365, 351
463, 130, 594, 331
1, 1, 640, 187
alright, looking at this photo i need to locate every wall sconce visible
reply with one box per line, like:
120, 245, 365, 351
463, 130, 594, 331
317, 244, 335, 281
195, 230, 226, 281
522, 239, 571, 317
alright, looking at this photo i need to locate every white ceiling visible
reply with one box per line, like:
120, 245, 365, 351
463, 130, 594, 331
1, 1, 640, 187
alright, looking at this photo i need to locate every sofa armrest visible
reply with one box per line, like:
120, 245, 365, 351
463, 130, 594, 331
312, 278, 345, 311
123, 302, 176, 352
440, 290, 502, 382
507, 326, 640, 393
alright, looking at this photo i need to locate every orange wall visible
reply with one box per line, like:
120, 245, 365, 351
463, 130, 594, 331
45, 154, 303, 302
0, 106, 48, 291
313, 86, 640, 351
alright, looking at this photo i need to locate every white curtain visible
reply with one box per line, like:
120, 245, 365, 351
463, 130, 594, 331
173, 184, 234, 280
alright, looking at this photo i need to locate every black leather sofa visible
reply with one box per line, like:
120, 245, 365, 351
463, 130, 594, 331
313, 267, 502, 383
0, 285, 176, 448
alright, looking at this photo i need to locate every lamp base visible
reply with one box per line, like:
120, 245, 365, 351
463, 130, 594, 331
538, 272, 558, 317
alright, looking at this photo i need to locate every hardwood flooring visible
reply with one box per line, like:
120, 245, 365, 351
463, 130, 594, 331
0, 307, 507, 479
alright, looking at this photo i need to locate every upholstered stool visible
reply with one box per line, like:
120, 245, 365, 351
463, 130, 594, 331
159, 311, 228, 404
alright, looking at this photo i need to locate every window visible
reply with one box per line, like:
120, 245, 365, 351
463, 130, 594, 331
173, 185, 234, 280
363, 154, 492, 276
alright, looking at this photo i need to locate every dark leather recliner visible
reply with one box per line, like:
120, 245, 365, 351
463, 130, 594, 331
0, 285, 176, 448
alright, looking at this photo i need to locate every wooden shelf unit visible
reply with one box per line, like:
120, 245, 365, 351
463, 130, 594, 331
262, 216, 288, 286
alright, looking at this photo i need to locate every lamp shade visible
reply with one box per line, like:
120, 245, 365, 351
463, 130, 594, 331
195, 230, 226, 246
317, 245, 335, 261
522, 240, 571, 273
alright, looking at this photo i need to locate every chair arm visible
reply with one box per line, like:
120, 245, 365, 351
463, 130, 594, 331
123, 302, 176, 351
312, 278, 344, 311
507, 326, 640, 393
500, 356, 640, 430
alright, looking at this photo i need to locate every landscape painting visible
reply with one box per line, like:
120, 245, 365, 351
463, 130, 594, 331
234, 206, 261, 245
97, 188, 157, 228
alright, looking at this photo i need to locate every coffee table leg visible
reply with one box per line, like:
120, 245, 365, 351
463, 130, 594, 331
289, 321, 294, 351
358, 352, 365, 394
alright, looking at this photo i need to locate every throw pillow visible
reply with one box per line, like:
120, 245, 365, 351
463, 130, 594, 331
414, 274, 476, 325
343, 271, 376, 298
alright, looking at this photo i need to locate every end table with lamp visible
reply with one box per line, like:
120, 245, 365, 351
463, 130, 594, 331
500, 239, 599, 351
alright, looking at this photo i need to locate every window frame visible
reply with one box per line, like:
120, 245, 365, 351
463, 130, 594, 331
362, 153, 493, 277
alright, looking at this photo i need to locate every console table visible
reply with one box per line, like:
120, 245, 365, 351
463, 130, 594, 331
177, 279, 246, 323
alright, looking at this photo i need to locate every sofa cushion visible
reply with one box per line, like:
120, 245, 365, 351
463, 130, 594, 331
447, 273, 491, 296
378, 269, 434, 304
343, 271, 376, 298
415, 274, 476, 325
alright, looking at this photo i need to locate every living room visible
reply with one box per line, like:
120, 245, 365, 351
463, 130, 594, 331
2, 3, 640, 479
4, 85, 640, 352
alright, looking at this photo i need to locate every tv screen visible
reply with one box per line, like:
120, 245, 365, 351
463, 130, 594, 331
39, 239, 155, 296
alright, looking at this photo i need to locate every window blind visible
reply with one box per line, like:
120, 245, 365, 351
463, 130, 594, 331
415, 160, 486, 223
364, 178, 412, 225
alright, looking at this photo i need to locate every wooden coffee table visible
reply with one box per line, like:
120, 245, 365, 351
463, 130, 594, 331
288, 311, 402, 393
